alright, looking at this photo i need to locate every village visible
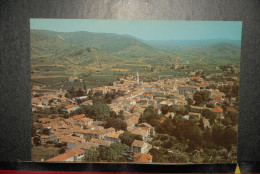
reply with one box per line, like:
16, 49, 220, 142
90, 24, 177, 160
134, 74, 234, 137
31, 67, 239, 163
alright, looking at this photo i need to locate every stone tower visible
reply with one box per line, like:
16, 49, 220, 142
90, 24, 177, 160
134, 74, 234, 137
136, 71, 139, 83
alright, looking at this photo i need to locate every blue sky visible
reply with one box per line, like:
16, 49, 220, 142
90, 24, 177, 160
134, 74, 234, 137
30, 19, 242, 41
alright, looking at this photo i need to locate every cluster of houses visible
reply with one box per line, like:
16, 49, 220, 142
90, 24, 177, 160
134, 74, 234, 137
34, 112, 155, 162
32, 71, 238, 163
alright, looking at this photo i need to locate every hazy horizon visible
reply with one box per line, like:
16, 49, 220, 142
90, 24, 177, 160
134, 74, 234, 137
30, 19, 242, 41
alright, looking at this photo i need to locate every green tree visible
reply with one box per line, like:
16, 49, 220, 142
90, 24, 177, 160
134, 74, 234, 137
67, 86, 76, 96
226, 112, 238, 126
223, 126, 237, 149
75, 88, 85, 97
149, 148, 164, 162
222, 116, 232, 126
212, 125, 225, 146
187, 98, 194, 105
139, 106, 161, 129
176, 119, 203, 149
85, 147, 100, 162
203, 127, 212, 142
161, 141, 174, 149
176, 106, 188, 116
83, 104, 110, 121
206, 103, 214, 108
161, 105, 170, 115
194, 91, 210, 106
119, 131, 135, 146
160, 117, 174, 134
33, 136, 41, 146
99, 143, 127, 162
105, 118, 127, 131
202, 109, 217, 124
199, 118, 204, 131
168, 105, 175, 112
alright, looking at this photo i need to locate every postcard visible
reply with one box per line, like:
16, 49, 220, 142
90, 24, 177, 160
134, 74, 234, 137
30, 19, 241, 163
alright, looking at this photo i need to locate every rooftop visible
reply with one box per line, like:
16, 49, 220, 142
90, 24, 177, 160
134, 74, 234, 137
133, 153, 153, 163
47, 148, 83, 162
65, 104, 75, 109
212, 105, 223, 113
132, 140, 146, 147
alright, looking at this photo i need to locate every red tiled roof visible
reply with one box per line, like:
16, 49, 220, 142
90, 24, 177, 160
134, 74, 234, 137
83, 100, 93, 104
72, 147, 84, 154
65, 104, 75, 109
47, 151, 76, 162
42, 123, 51, 128
47, 148, 84, 162
59, 97, 66, 101
158, 117, 166, 124
133, 153, 152, 163
197, 83, 210, 86
72, 114, 85, 120
212, 105, 223, 113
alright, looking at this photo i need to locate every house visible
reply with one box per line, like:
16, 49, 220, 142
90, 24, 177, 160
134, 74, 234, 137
41, 123, 52, 135
108, 103, 119, 109
72, 114, 85, 121
75, 127, 115, 140
130, 128, 149, 141
64, 117, 75, 125
62, 104, 78, 113
158, 117, 166, 124
197, 83, 210, 89
165, 112, 175, 119
58, 97, 67, 102
183, 115, 190, 120
82, 100, 93, 106
177, 85, 199, 95
131, 140, 152, 154
212, 105, 224, 119
124, 99, 136, 105
80, 117, 94, 127
190, 105, 205, 113
190, 76, 203, 82
203, 118, 211, 128
140, 98, 149, 104
184, 91, 194, 100
121, 103, 133, 112
40, 135, 52, 144
89, 138, 112, 148
137, 123, 155, 136
150, 90, 164, 97
141, 93, 153, 99
75, 96, 89, 101
68, 77, 79, 83
154, 97, 167, 103
126, 116, 139, 131
133, 153, 153, 163
76, 142, 99, 152
104, 130, 124, 143
112, 96, 126, 104
148, 99, 157, 108
157, 100, 173, 110
188, 112, 202, 120
46, 148, 84, 162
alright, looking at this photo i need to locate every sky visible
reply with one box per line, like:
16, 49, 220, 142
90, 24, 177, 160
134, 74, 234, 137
30, 19, 242, 41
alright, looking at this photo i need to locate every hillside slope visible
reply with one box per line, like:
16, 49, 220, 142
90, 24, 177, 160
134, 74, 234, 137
31, 30, 157, 59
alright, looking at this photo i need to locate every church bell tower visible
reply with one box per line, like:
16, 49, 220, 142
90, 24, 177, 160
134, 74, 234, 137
136, 71, 139, 83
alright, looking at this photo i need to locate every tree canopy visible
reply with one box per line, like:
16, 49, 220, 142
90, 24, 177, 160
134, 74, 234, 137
119, 131, 135, 146
139, 106, 162, 129
80, 103, 111, 121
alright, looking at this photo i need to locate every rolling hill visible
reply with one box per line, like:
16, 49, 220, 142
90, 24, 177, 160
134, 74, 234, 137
31, 29, 157, 59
